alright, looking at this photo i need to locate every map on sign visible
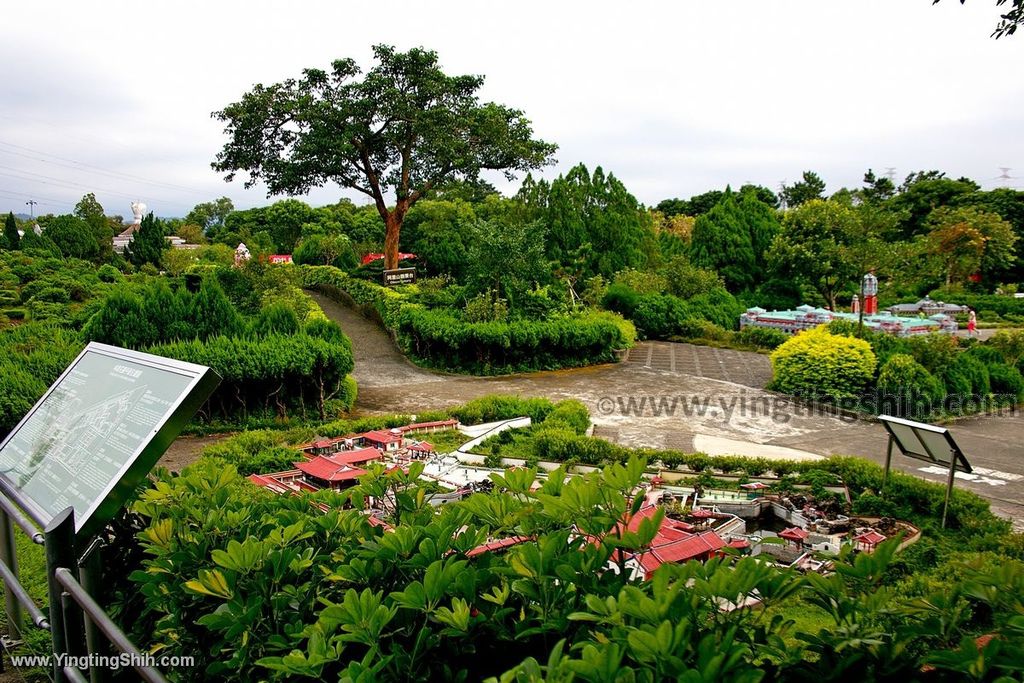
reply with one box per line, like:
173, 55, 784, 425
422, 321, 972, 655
0, 343, 219, 537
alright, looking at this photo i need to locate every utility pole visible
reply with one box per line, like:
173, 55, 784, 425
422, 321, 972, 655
25, 200, 37, 218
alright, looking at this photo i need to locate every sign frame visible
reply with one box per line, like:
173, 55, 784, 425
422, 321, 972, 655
877, 414, 972, 528
0, 342, 220, 542
382, 267, 416, 287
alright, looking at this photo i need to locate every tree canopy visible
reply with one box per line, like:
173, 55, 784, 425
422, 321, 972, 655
2, 212, 19, 250
212, 44, 556, 269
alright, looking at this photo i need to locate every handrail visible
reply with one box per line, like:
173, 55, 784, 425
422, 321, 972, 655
0, 493, 44, 544
55, 568, 169, 683
0, 557, 48, 629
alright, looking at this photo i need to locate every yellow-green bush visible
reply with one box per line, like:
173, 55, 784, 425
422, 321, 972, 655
769, 326, 876, 400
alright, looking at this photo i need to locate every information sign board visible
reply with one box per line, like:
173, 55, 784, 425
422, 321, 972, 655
383, 267, 416, 286
0, 343, 220, 539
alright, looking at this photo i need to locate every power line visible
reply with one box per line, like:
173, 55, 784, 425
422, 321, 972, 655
0, 138, 213, 196
0, 166, 170, 203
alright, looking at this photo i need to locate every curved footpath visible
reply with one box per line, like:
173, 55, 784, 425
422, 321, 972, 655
172, 292, 1024, 530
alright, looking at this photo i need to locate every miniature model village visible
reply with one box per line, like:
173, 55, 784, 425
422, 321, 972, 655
247, 416, 920, 584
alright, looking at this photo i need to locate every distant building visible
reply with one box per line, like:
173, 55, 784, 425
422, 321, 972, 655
740, 305, 957, 337
887, 297, 969, 317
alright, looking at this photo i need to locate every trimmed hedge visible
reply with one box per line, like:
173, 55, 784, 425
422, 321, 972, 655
300, 265, 635, 374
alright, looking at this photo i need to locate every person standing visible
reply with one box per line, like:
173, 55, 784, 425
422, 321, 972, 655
967, 309, 978, 338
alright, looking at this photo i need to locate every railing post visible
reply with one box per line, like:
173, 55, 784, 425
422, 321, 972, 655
45, 508, 80, 683
79, 541, 106, 683
0, 509, 22, 641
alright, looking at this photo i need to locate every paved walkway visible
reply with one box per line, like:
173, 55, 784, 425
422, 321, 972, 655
300, 294, 1024, 529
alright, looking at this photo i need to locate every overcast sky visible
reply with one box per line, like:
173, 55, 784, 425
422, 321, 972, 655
1, 0, 1021, 219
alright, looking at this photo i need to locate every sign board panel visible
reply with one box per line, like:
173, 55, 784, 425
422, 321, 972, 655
383, 267, 416, 286
0, 343, 220, 539
877, 414, 972, 473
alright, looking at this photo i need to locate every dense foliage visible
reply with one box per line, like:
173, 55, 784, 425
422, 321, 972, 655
301, 265, 635, 374
114, 444, 1024, 682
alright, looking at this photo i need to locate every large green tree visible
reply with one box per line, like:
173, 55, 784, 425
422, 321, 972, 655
125, 212, 169, 269
781, 171, 826, 208
2, 212, 19, 250
45, 215, 100, 260
185, 197, 235, 234
74, 192, 114, 262
212, 45, 556, 270
768, 199, 866, 310
518, 164, 656, 279
689, 188, 779, 291
923, 206, 1017, 285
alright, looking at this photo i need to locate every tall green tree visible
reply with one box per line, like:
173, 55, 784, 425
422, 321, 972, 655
2, 212, 19, 250
185, 197, 234, 234
212, 44, 556, 270
890, 173, 980, 237
45, 215, 100, 260
689, 188, 779, 291
768, 199, 865, 310
125, 212, 168, 269
74, 192, 114, 261
923, 206, 1017, 285
519, 164, 656, 279
861, 169, 897, 204
466, 219, 548, 311
781, 171, 826, 208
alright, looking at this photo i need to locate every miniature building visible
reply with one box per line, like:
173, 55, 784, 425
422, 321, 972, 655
267, 254, 293, 265
292, 448, 383, 490
739, 306, 957, 336
361, 429, 404, 452
779, 527, 810, 547
407, 442, 434, 458
852, 529, 887, 552
608, 505, 726, 580
399, 419, 459, 435
887, 296, 969, 317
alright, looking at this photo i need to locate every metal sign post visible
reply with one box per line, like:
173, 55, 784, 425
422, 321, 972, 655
877, 414, 973, 529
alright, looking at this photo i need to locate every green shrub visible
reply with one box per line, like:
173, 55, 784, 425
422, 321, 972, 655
769, 326, 877, 400
987, 362, 1024, 403
451, 396, 555, 425
735, 325, 789, 350
544, 399, 590, 435
876, 354, 945, 418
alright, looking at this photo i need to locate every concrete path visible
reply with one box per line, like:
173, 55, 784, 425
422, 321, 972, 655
308, 294, 1024, 529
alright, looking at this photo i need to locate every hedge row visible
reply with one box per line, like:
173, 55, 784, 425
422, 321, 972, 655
150, 329, 355, 421
300, 265, 636, 374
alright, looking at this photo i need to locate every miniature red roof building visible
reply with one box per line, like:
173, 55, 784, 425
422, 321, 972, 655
327, 447, 383, 465
728, 539, 751, 549
634, 531, 726, 575
779, 527, 810, 544
407, 442, 434, 453
740, 482, 769, 490
361, 252, 417, 265
853, 530, 887, 549
399, 419, 459, 433
294, 457, 368, 485
688, 508, 716, 519
361, 429, 403, 447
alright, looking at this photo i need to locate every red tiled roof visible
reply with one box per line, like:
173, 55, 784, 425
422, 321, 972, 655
294, 456, 368, 482
853, 530, 887, 545
408, 442, 434, 452
324, 448, 382, 465
729, 539, 751, 549
399, 420, 458, 432
636, 530, 726, 574
779, 527, 809, 541
467, 535, 532, 557
689, 508, 716, 519
361, 429, 403, 444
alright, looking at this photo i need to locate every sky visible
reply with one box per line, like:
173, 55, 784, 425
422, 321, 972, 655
1, 0, 1022, 219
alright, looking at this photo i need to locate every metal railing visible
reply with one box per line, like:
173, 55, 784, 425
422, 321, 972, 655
0, 480, 168, 683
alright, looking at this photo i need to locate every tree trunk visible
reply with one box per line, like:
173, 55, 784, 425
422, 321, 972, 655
384, 213, 401, 271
